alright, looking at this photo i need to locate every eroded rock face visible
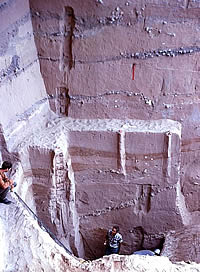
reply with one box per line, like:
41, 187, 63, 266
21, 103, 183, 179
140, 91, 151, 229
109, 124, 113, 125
163, 224, 200, 264
1, 194, 200, 272
28, 0, 200, 223
3, 118, 189, 261
1, 0, 200, 268
68, 120, 183, 258
0, 194, 79, 272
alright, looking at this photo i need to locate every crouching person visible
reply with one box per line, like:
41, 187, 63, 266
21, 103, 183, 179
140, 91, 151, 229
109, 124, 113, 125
0, 161, 15, 205
133, 248, 161, 256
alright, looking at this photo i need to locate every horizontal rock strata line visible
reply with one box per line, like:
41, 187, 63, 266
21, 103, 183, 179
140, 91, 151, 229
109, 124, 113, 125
80, 185, 175, 218
36, 45, 200, 65
0, 0, 16, 13
0, 12, 31, 56
0, 58, 38, 84
30, 5, 200, 27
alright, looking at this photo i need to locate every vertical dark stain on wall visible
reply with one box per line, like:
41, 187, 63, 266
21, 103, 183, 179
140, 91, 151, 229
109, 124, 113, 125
139, 184, 152, 213
55, 87, 70, 116
185, 0, 190, 9
144, 184, 151, 213
162, 134, 170, 179
62, 7, 75, 71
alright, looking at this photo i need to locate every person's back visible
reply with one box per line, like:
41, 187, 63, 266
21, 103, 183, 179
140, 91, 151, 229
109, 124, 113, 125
133, 249, 155, 256
133, 249, 160, 256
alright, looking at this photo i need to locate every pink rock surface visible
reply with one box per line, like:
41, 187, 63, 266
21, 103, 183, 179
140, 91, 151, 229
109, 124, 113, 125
1, 0, 200, 263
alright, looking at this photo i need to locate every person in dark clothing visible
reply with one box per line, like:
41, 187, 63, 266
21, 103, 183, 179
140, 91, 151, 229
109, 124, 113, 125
104, 226, 123, 255
0, 161, 15, 205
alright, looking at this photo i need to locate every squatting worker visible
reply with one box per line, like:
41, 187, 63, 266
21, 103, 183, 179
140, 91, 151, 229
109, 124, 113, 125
104, 226, 123, 255
133, 248, 161, 256
0, 161, 15, 205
